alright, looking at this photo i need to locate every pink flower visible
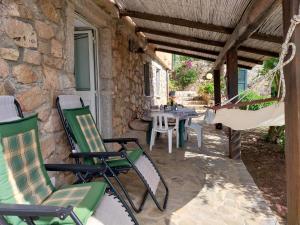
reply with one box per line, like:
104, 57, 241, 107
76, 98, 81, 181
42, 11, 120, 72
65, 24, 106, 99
186, 60, 192, 68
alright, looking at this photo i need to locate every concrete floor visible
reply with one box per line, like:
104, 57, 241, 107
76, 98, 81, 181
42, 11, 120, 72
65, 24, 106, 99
117, 121, 280, 225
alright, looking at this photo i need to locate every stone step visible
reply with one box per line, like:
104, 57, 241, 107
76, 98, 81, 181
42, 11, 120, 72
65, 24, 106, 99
183, 100, 206, 105
173, 91, 197, 97
183, 104, 205, 110
177, 96, 195, 100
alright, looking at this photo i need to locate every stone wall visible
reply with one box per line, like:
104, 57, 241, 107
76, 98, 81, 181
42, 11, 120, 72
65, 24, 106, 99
111, 24, 169, 136
111, 23, 146, 136
0, 0, 74, 185
0, 0, 169, 186
247, 65, 270, 95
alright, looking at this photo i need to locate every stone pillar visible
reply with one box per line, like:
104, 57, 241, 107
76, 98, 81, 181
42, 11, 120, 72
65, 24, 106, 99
98, 28, 113, 138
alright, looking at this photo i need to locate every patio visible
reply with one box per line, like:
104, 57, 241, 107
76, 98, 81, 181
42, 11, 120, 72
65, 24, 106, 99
117, 116, 280, 225
1, 0, 300, 224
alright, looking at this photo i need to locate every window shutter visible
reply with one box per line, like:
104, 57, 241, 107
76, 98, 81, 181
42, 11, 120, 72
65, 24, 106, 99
144, 63, 150, 96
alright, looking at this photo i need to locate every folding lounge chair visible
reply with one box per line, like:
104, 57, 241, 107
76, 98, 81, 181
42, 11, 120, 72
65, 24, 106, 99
0, 96, 23, 122
0, 97, 138, 225
56, 95, 169, 212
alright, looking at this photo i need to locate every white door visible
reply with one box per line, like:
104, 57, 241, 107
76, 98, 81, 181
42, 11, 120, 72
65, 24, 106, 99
74, 30, 97, 120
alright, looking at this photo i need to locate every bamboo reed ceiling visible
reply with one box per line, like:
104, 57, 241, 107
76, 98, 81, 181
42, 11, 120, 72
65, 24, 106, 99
113, 0, 283, 68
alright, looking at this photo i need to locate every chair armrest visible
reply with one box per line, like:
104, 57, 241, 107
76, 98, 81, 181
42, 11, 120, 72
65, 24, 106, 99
102, 137, 138, 144
0, 203, 73, 220
69, 151, 126, 160
44, 164, 106, 174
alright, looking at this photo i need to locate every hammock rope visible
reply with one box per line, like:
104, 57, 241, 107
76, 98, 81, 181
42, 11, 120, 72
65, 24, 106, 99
205, 12, 300, 130
218, 14, 300, 108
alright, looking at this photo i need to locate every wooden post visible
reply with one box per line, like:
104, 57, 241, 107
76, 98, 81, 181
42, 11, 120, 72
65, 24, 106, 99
226, 48, 241, 159
213, 69, 222, 129
283, 0, 300, 223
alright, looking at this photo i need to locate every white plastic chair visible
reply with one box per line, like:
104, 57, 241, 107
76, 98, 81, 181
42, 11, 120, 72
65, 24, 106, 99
150, 112, 179, 153
185, 117, 203, 149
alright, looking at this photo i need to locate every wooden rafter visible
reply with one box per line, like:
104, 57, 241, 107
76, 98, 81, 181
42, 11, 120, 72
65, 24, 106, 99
136, 27, 279, 57
121, 10, 283, 43
155, 48, 253, 70
213, 0, 281, 69
148, 39, 262, 65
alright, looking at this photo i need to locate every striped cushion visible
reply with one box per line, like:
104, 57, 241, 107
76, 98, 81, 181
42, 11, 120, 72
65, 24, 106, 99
0, 115, 54, 225
38, 182, 107, 225
76, 113, 106, 162
63, 107, 106, 165
43, 186, 91, 207
2, 129, 53, 205
0, 115, 108, 225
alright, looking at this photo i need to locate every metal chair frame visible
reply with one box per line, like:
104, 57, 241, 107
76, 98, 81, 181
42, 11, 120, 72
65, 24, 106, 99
56, 96, 169, 213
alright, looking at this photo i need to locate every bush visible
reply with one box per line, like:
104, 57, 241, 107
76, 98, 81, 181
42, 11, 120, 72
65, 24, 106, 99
169, 79, 180, 91
239, 90, 273, 111
198, 81, 214, 96
172, 61, 198, 89
177, 68, 198, 88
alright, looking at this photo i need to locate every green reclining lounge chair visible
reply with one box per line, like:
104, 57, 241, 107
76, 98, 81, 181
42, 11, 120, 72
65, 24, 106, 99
56, 95, 168, 213
0, 112, 138, 225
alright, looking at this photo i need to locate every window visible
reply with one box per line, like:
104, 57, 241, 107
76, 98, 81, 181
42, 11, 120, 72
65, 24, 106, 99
238, 68, 247, 93
144, 63, 150, 96
74, 33, 91, 91
155, 68, 161, 96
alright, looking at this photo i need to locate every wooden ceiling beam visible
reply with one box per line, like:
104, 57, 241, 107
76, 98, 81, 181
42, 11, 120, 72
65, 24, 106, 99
148, 39, 262, 65
137, 27, 224, 47
121, 10, 232, 34
148, 39, 219, 55
155, 48, 253, 70
213, 0, 280, 69
136, 27, 279, 57
251, 33, 283, 43
238, 46, 278, 57
121, 10, 282, 43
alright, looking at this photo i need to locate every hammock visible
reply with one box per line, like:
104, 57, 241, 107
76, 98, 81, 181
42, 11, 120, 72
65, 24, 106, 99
205, 14, 300, 130
205, 102, 284, 130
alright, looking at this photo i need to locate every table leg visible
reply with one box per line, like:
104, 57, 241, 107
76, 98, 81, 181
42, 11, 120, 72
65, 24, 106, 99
179, 120, 186, 147
146, 121, 152, 145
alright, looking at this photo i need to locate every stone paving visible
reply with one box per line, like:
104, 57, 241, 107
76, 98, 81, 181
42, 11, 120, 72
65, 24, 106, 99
117, 119, 281, 225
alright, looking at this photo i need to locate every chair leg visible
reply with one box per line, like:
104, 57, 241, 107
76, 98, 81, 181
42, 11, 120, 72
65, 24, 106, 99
184, 128, 188, 141
176, 129, 179, 148
150, 129, 156, 151
197, 131, 202, 148
168, 130, 172, 154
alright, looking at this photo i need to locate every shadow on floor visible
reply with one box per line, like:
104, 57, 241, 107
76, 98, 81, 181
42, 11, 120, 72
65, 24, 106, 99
113, 122, 280, 225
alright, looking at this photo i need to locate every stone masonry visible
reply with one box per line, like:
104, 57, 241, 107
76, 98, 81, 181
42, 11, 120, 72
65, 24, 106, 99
0, 0, 169, 186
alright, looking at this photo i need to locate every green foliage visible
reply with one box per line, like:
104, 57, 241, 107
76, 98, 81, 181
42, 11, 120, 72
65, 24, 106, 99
173, 55, 195, 69
259, 57, 285, 150
170, 56, 198, 90
260, 57, 279, 75
259, 57, 280, 97
265, 126, 285, 151
198, 81, 214, 96
177, 68, 198, 89
239, 91, 273, 111
169, 79, 180, 91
